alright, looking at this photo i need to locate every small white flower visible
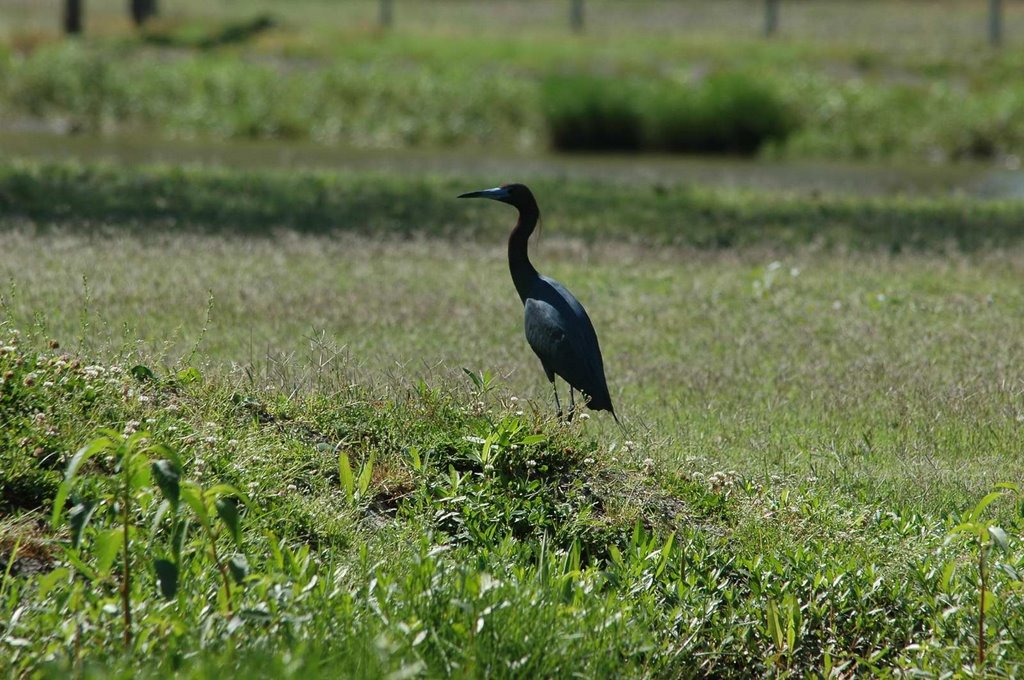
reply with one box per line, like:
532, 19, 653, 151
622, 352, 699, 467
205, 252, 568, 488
42, 381, 54, 388
624, 440, 635, 451
509, 396, 519, 403
203, 435, 218, 444
138, 395, 151, 403
526, 460, 537, 468
484, 464, 495, 472
123, 420, 141, 435
642, 457, 655, 468
287, 484, 297, 492
583, 457, 595, 465
515, 410, 524, 416
228, 439, 239, 448
579, 413, 590, 421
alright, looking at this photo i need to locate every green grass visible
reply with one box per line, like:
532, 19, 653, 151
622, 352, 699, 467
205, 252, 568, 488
3, 159, 1024, 676
4, 6, 1024, 161
4, 161, 1024, 250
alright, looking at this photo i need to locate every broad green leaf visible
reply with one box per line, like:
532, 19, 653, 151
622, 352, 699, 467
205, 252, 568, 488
215, 497, 242, 546
128, 454, 152, 491
520, 434, 547, 446
339, 451, 354, 504
655, 532, 675, 578
52, 437, 113, 527
407, 446, 422, 471
176, 367, 202, 385
358, 454, 375, 496
989, 526, 1009, 553
36, 567, 69, 600
62, 548, 97, 581
228, 553, 249, 584
982, 588, 998, 614
130, 364, 156, 382
462, 367, 483, 389
205, 483, 250, 507
152, 459, 181, 507
181, 482, 210, 529
266, 531, 283, 570
68, 501, 98, 549
970, 492, 1005, 522
154, 558, 178, 599
608, 545, 624, 569
949, 522, 987, 540
172, 516, 191, 563
94, 528, 124, 579
940, 560, 956, 592
767, 600, 784, 649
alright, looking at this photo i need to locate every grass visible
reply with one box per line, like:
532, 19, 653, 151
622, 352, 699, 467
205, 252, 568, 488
3, 4, 1024, 160
3, 159, 1024, 675
4, 161, 1024, 250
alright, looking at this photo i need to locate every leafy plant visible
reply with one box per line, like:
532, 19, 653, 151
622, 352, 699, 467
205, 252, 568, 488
947, 483, 1019, 669
51, 429, 250, 648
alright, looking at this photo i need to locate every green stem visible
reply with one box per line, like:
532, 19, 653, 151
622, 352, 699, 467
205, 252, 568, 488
208, 529, 233, 613
978, 537, 986, 669
121, 475, 132, 650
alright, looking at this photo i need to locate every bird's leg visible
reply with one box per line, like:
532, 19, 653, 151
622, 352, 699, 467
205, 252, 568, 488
567, 388, 576, 422
552, 381, 563, 421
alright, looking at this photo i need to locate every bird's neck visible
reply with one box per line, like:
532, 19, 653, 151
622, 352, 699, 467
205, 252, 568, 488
508, 209, 540, 303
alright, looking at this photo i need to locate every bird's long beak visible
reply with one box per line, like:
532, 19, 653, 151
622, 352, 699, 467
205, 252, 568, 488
458, 186, 510, 201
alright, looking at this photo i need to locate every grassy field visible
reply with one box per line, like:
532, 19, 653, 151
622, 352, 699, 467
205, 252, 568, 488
3, 1, 1024, 160
3, 161, 1024, 676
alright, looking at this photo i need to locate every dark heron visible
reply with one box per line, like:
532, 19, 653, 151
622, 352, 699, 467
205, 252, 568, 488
458, 183, 616, 421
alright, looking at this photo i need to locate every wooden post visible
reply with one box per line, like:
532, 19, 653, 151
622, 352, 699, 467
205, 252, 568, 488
764, 0, 779, 37
570, 0, 584, 33
989, 0, 1003, 46
380, 0, 393, 28
129, 0, 158, 27
64, 0, 83, 35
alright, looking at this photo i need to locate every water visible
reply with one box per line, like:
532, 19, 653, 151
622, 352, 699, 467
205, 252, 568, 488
2, 129, 1022, 199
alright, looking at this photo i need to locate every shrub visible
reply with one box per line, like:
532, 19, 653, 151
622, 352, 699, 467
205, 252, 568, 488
543, 71, 798, 155
541, 74, 645, 151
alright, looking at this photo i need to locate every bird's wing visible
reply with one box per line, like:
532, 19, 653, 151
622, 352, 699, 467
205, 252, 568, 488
523, 295, 606, 401
523, 297, 573, 378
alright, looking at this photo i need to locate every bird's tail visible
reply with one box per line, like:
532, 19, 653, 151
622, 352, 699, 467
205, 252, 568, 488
609, 407, 627, 434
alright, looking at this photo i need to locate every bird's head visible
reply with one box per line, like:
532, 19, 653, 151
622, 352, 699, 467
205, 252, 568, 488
458, 183, 538, 214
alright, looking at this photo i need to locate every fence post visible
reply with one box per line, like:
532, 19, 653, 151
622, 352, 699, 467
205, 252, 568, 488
380, 0, 393, 28
764, 0, 779, 37
570, 0, 584, 33
64, 0, 83, 34
989, 0, 1003, 46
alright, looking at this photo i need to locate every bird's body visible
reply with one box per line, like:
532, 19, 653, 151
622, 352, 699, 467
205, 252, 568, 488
459, 183, 615, 419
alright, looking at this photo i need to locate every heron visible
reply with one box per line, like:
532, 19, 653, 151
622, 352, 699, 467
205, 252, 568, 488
458, 183, 616, 422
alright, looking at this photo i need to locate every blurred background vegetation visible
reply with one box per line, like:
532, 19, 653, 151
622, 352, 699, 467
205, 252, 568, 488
1, 0, 1024, 164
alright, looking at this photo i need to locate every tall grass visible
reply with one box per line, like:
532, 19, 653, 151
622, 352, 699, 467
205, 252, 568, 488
3, 40, 1024, 160
543, 72, 797, 154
